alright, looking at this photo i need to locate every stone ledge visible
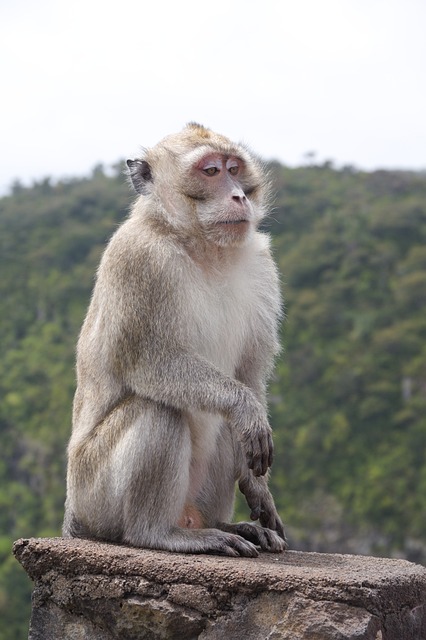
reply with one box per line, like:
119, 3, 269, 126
13, 537, 426, 640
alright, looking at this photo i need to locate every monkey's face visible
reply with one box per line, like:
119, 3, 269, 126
127, 124, 269, 247
183, 151, 260, 247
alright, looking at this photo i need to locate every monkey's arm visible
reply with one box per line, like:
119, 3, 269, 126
233, 312, 286, 540
133, 348, 274, 478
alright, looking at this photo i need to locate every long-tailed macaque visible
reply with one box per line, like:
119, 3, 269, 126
63, 123, 287, 557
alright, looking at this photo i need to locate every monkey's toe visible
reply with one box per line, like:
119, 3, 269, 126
217, 533, 259, 558
225, 522, 287, 553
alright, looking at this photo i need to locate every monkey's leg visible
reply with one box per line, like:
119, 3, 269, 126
118, 402, 259, 558
194, 425, 286, 553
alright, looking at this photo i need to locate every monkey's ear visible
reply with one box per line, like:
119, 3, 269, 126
126, 159, 153, 195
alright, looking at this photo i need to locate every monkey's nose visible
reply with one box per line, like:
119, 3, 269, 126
232, 189, 247, 203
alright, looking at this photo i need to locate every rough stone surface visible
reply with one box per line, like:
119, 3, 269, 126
13, 537, 426, 640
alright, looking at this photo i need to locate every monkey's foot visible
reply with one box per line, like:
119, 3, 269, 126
219, 522, 288, 553
180, 530, 260, 558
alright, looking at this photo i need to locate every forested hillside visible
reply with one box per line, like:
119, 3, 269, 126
1, 162, 426, 639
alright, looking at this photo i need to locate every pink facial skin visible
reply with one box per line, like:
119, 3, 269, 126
197, 154, 251, 227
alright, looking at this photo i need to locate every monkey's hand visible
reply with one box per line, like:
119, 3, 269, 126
239, 473, 287, 544
231, 400, 274, 477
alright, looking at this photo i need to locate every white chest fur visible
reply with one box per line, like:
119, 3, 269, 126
185, 237, 269, 376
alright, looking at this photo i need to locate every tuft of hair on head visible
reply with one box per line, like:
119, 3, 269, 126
185, 122, 212, 138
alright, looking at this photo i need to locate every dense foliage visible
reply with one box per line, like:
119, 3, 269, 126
1, 162, 425, 638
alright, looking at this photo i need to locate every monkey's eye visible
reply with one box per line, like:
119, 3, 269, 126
226, 158, 240, 176
203, 166, 220, 176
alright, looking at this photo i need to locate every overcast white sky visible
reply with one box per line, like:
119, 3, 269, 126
1, 0, 425, 194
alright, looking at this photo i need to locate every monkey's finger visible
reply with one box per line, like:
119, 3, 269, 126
260, 512, 287, 543
250, 506, 262, 521
259, 432, 272, 476
247, 428, 272, 476
245, 435, 259, 475
249, 436, 264, 477
259, 507, 275, 528
255, 430, 273, 476
259, 510, 272, 530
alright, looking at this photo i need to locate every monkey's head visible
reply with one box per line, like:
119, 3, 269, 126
127, 124, 270, 247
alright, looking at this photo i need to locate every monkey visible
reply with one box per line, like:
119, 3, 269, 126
63, 123, 287, 557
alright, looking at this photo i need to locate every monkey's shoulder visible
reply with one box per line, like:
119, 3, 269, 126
97, 220, 182, 282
